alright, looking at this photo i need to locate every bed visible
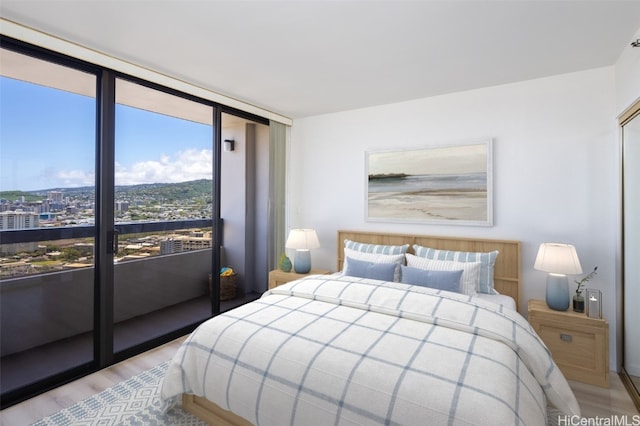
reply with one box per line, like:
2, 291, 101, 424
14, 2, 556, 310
160, 230, 580, 425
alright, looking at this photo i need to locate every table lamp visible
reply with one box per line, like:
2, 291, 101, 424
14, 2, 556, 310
285, 229, 320, 274
534, 242, 583, 311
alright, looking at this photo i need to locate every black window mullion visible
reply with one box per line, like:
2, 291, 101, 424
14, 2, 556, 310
211, 106, 222, 316
95, 69, 116, 368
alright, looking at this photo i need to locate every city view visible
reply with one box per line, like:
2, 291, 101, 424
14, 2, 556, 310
1, 56, 216, 281
0, 179, 213, 279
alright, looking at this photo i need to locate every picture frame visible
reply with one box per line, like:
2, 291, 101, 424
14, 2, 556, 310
365, 138, 493, 226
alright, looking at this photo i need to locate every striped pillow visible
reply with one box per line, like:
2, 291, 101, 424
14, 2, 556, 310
344, 239, 409, 255
412, 245, 499, 294
405, 253, 481, 296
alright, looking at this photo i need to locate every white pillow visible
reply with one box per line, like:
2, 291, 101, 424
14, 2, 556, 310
405, 253, 481, 296
343, 248, 405, 282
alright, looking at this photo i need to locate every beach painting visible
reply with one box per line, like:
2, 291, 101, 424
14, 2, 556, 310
366, 140, 493, 226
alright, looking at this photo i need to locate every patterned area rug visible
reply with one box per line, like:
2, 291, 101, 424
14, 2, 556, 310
30, 360, 566, 425
31, 362, 207, 426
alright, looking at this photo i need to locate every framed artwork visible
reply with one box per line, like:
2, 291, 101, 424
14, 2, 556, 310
365, 139, 493, 226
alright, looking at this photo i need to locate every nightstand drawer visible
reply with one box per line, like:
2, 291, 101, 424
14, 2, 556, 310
536, 323, 598, 370
528, 299, 609, 387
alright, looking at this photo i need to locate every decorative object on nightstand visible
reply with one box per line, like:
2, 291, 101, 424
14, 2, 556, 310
586, 288, 602, 319
285, 229, 320, 274
573, 266, 598, 313
534, 243, 582, 311
278, 252, 292, 272
528, 299, 609, 387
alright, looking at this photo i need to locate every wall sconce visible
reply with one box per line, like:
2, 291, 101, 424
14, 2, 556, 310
224, 139, 235, 152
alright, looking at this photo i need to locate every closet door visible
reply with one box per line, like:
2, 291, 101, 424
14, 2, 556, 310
621, 100, 640, 410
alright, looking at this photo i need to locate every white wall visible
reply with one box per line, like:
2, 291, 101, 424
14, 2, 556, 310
289, 66, 620, 369
615, 26, 640, 114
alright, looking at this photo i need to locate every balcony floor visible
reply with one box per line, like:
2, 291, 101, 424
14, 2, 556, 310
0, 293, 260, 402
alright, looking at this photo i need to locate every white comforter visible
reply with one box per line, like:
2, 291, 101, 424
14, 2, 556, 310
161, 275, 580, 425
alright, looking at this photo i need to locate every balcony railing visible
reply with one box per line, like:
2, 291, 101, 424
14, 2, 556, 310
0, 219, 257, 406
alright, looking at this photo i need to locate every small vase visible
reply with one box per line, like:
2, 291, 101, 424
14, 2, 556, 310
279, 253, 292, 272
573, 295, 585, 313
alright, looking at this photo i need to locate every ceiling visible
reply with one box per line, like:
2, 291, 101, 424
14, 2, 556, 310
1, 1, 640, 119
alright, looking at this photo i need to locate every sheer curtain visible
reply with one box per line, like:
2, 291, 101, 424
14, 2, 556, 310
269, 120, 288, 269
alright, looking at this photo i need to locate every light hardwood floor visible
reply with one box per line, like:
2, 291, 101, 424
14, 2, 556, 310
1, 336, 187, 426
2, 334, 638, 425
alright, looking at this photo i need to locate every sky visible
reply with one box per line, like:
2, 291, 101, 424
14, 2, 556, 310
367, 143, 489, 176
0, 76, 213, 192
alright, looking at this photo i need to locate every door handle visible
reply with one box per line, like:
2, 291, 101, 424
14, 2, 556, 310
107, 230, 119, 255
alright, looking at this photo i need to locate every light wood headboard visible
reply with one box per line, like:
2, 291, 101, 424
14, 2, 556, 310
337, 230, 522, 312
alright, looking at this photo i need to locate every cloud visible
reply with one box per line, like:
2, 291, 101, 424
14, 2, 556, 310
115, 149, 213, 185
18, 149, 213, 191
52, 169, 95, 188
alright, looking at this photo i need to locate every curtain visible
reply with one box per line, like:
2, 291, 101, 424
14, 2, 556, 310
268, 120, 287, 269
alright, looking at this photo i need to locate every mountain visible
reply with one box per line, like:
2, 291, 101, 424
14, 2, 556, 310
0, 179, 213, 203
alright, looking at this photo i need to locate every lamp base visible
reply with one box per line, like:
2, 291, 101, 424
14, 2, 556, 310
294, 249, 311, 274
546, 273, 570, 311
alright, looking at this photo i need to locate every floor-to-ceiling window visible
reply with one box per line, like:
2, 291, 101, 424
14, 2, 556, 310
0, 46, 98, 401
112, 78, 215, 354
0, 37, 270, 408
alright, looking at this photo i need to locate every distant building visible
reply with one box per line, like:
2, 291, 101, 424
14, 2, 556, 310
0, 210, 40, 254
181, 235, 212, 251
159, 233, 212, 255
160, 238, 183, 255
116, 201, 129, 212
48, 191, 63, 203
0, 210, 40, 230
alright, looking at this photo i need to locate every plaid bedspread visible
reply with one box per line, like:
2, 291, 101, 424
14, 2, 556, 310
161, 275, 580, 425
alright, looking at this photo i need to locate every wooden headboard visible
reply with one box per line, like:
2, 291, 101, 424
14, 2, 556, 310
337, 230, 522, 312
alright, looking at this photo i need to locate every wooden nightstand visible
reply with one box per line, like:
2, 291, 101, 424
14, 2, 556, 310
268, 269, 331, 289
528, 299, 609, 387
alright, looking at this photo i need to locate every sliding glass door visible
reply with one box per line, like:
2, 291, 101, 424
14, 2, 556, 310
0, 40, 221, 407
0, 36, 274, 408
112, 78, 215, 354
0, 46, 98, 400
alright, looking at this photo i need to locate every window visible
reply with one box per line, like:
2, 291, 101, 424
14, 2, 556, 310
0, 46, 98, 398
0, 36, 274, 409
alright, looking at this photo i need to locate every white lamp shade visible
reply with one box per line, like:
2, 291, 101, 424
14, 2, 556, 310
285, 229, 320, 250
534, 243, 583, 275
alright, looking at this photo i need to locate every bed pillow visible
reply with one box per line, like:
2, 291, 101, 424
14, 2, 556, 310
345, 257, 397, 282
412, 245, 499, 294
343, 248, 405, 282
400, 265, 463, 293
344, 239, 410, 255
405, 253, 481, 296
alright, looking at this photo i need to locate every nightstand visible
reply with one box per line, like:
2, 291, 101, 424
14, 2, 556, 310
528, 299, 609, 387
268, 269, 331, 289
